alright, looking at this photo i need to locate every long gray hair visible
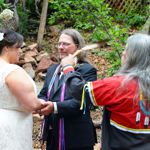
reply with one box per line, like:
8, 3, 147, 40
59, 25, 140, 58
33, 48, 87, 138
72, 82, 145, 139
117, 33, 150, 103
61, 29, 89, 62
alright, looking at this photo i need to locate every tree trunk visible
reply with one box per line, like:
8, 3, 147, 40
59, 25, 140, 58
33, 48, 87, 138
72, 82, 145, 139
37, 0, 49, 47
13, 0, 19, 29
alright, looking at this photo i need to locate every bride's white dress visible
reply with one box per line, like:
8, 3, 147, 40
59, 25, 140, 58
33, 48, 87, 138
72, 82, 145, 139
0, 64, 35, 150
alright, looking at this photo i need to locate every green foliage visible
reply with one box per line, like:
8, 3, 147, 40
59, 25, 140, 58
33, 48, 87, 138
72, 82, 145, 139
13, 0, 147, 77
48, 0, 111, 31
3, 0, 145, 77
0, 0, 4, 6
104, 25, 128, 76
114, 3, 149, 28
17, 5, 29, 35
115, 12, 147, 27
25, 0, 34, 11
92, 30, 109, 42
25, 0, 40, 16
47, 0, 148, 76
17, 1, 40, 35
106, 58, 121, 76
0, 0, 10, 11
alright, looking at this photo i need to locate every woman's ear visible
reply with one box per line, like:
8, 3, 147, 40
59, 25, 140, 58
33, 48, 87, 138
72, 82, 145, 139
121, 50, 127, 65
75, 44, 79, 50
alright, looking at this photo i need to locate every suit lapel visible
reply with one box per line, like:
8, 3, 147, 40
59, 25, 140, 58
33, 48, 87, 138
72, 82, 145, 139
52, 73, 64, 97
50, 62, 83, 99
53, 74, 59, 93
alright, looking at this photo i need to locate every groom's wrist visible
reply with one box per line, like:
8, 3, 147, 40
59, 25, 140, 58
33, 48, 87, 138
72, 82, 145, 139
63, 65, 74, 74
53, 102, 58, 114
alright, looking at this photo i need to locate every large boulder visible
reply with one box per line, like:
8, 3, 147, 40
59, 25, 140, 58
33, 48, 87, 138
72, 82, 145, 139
0, 9, 18, 31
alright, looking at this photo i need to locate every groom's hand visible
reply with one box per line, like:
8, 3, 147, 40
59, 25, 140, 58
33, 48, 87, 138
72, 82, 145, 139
40, 101, 54, 116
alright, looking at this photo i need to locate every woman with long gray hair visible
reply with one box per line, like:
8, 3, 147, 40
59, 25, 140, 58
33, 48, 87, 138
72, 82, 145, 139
60, 33, 150, 150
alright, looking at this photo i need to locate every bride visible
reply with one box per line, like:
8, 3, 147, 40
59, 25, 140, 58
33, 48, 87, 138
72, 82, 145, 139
0, 30, 47, 150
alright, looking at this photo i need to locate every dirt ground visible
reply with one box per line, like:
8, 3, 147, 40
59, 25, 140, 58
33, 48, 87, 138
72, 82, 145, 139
33, 108, 103, 149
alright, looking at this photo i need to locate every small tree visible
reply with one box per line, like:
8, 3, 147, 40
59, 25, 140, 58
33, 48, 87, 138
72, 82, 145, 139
37, 0, 49, 47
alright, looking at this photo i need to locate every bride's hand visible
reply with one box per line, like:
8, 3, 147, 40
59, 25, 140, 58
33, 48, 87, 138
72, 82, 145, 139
40, 101, 54, 116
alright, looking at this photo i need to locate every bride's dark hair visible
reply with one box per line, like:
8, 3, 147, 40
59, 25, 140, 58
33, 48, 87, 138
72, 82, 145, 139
0, 30, 23, 54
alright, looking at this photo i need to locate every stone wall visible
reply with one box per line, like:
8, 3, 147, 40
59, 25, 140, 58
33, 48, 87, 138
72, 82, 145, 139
19, 43, 57, 81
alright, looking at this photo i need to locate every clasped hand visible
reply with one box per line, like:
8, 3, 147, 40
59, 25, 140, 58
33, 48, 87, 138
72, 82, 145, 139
35, 100, 54, 116
35, 54, 76, 116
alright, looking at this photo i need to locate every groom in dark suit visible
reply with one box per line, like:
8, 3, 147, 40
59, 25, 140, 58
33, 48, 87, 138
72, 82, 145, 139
38, 29, 97, 150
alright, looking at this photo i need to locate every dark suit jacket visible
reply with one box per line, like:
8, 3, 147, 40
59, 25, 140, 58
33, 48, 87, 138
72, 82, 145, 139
38, 61, 97, 149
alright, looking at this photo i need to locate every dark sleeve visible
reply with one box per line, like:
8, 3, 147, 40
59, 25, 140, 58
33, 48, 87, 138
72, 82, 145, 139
65, 71, 88, 101
65, 63, 97, 99
80, 64, 97, 82
66, 64, 97, 101
76, 64, 97, 109
56, 99, 81, 117
56, 64, 97, 117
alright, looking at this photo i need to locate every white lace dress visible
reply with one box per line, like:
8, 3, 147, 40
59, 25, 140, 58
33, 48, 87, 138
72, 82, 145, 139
0, 64, 36, 150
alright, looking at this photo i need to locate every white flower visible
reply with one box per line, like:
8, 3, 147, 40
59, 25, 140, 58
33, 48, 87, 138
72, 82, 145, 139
0, 33, 4, 41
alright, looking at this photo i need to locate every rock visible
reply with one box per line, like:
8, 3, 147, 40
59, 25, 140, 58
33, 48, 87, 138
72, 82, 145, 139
27, 43, 38, 50
24, 55, 37, 65
36, 56, 54, 73
22, 63, 35, 79
25, 49, 38, 58
35, 52, 49, 62
49, 25, 64, 37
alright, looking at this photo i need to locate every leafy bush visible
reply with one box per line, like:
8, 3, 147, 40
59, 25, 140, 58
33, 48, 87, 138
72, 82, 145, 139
115, 12, 147, 27
17, 1, 40, 35
13, 0, 148, 77
48, 0, 111, 31
113, 3, 149, 28
0, 0, 10, 11
47, 0, 130, 76
17, 5, 29, 35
